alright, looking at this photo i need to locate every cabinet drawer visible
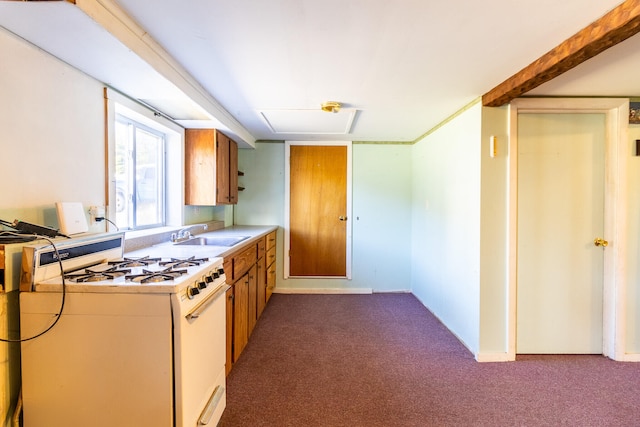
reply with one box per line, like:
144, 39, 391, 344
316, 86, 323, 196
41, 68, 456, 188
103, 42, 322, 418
257, 236, 266, 260
266, 246, 276, 267
266, 261, 276, 302
266, 231, 276, 250
232, 245, 257, 280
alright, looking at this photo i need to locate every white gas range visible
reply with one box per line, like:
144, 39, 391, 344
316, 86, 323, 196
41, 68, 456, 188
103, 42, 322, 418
19, 232, 228, 427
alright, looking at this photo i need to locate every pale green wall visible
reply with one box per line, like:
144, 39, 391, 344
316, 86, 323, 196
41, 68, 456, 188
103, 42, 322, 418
235, 143, 285, 226
183, 205, 227, 225
351, 144, 413, 292
236, 142, 413, 292
410, 103, 483, 355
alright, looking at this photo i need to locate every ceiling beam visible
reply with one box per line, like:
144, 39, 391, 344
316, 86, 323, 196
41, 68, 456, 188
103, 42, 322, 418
482, 0, 640, 107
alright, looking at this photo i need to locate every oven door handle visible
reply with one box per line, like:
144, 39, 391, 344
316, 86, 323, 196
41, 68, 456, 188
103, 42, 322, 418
186, 284, 229, 321
198, 384, 225, 425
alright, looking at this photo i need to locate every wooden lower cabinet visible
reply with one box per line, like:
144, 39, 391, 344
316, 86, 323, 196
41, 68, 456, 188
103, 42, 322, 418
266, 260, 276, 303
232, 272, 249, 363
225, 286, 234, 376
256, 254, 267, 317
225, 231, 277, 374
266, 231, 277, 303
247, 264, 257, 336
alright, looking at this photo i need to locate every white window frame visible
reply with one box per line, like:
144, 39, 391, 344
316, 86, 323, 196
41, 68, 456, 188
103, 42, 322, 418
105, 88, 184, 229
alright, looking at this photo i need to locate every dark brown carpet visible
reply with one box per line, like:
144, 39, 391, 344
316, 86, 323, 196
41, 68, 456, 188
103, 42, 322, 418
219, 293, 640, 427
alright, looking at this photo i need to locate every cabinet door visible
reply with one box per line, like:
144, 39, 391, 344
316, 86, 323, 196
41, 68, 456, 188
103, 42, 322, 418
185, 129, 216, 205
225, 285, 234, 376
216, 131, 231, 204
256, 255, 266, 318
247, 264, 257, 336
266, 261, 276, 303
266, 231, 276, 250
233, 274, 248, 362
229, 139, 238, 204
232, 244, 257, 280
266, 231, 277, 304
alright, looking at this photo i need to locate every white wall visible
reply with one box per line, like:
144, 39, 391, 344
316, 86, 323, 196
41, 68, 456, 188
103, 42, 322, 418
0, 28, 107, 426
0, 27, 224, 230
410, 103, 482, 354
479, 106, 509, 356
236, 142, 413, 293
0, 28, 105, 229
0, 27, 225, 425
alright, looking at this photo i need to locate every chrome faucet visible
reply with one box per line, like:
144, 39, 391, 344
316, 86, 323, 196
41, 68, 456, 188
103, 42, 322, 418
170, 223, 208, 243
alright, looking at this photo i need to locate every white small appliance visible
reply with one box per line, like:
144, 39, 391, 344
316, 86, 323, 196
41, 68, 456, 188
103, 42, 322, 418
55, 202, 88, 235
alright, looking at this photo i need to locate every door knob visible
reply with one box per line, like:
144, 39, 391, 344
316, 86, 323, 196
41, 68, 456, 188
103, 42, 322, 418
339, 216, 347, 221
594, 238, 608, 247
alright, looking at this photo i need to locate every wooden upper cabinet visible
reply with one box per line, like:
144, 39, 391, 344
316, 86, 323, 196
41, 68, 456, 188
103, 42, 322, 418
228, 140, 238, 204
185, 129, 239, 205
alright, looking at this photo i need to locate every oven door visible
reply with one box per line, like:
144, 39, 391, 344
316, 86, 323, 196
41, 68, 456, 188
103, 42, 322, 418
173, 283, 228, 427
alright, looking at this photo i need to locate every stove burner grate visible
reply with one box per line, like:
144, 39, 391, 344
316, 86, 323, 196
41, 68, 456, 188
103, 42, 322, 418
125, 267, 189, 283
159, 256, 209, 269
108, 256, 161, 268
64, 265, 132, 283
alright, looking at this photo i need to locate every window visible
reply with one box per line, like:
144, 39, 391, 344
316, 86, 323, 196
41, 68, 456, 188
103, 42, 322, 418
114, 115, 165, 230
106, 88, 183, 232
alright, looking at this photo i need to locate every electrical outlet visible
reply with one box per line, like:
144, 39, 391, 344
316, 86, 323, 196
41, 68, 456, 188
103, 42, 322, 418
89, 206, 105, 223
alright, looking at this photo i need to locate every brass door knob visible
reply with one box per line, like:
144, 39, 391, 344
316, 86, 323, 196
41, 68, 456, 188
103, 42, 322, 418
339, 216, 347, 221
594, 238, 608, 247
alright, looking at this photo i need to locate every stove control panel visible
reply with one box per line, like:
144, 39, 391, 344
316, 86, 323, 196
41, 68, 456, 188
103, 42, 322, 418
187, 267, 225, 300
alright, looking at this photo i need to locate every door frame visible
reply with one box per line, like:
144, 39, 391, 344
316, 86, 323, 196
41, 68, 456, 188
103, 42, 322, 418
284, 141, 353, 279
508, 98, 629, 361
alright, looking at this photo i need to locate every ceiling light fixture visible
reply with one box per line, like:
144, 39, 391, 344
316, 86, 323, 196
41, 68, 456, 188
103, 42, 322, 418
321, 101, 341, 113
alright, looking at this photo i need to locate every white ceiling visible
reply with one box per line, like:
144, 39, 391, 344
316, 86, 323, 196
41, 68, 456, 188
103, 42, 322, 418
1, 0, 635, 146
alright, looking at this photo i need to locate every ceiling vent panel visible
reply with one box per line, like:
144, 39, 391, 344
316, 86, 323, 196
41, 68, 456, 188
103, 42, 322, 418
259, 109, 357, 134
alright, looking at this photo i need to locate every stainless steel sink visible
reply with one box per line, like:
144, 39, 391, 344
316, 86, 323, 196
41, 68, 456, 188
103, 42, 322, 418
175, 235, 250, 247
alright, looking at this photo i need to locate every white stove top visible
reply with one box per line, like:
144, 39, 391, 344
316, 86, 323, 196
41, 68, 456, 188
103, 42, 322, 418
36, 256, 223, 294
22, 232, 224, 294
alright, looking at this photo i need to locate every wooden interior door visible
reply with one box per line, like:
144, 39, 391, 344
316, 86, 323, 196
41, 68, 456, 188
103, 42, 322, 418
289, 145, 347, 276
516, 112, 605, 354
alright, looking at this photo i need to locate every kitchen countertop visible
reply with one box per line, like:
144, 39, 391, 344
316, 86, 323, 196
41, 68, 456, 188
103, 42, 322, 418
126, 225, 278, 259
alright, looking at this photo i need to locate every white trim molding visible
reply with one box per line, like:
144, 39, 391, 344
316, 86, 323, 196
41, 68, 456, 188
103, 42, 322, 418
508, 97, 629, 361
284, 141, 353, 280
274, 287, 371, 295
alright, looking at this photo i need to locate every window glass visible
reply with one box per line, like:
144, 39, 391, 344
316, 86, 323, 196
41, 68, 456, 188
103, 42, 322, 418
114, 114, 165, 230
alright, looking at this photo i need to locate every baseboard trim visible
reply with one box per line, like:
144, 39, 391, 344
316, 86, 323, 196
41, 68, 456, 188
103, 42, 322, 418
621, 353, 640, 362
274, 287, 373, 294
475, 352, 515, 363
